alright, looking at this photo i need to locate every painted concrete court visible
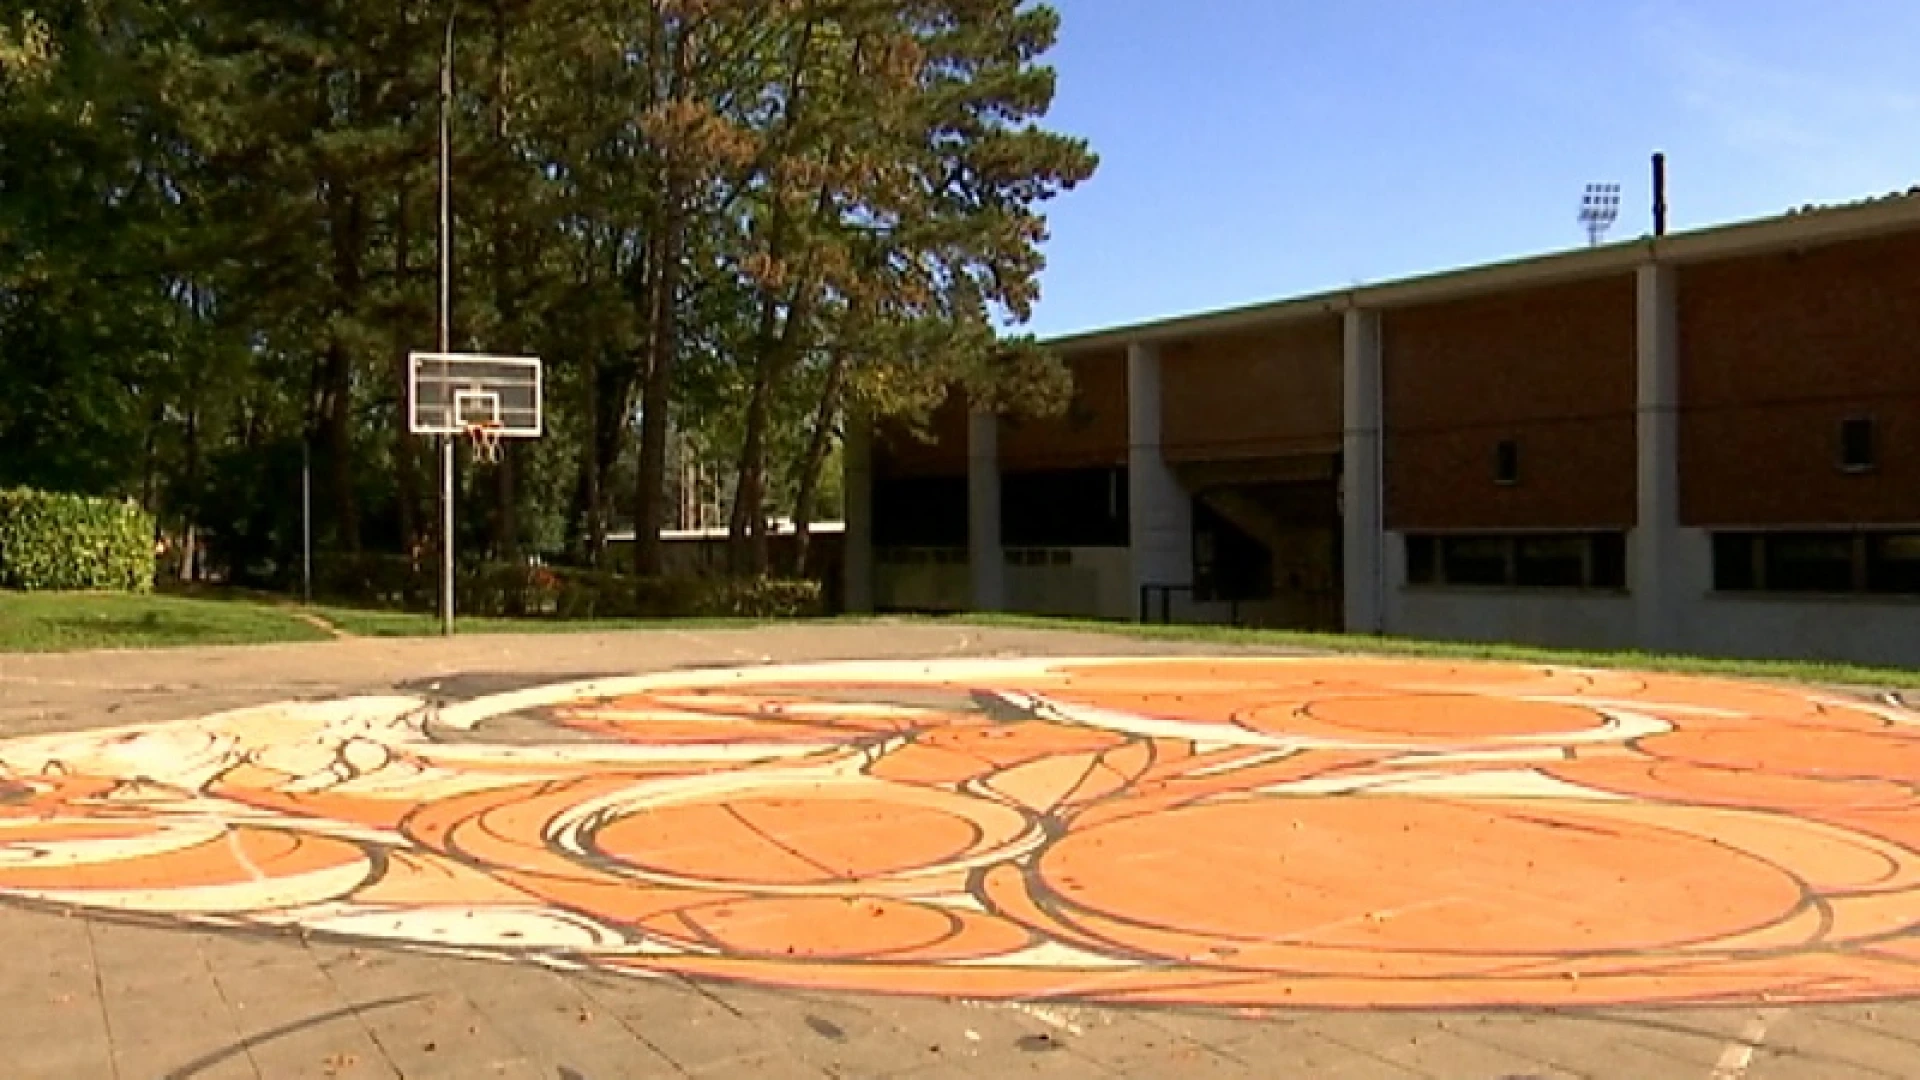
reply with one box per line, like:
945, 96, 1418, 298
2, 623, 1919, 1078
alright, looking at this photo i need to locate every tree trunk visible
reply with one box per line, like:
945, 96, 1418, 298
728, 294, 783, 577
631, 18, 690, 580
321, 336, 359, 552
323, 184, 365, 553
578, 342, 604, 566
787, 353, 847, 577
632, 213, 681, 578
488, 0, 519, 562
729, 252, 823, 576
139, 399, 161, 513
393, 187, 420, 556
591, 339, 640, 566
726, 147, 838, 575
180, 404, 201, 578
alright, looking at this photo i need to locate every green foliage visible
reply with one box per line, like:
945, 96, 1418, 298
310, 554, 823, 620
2, 0, 1097, 581
0, 488, 156, 592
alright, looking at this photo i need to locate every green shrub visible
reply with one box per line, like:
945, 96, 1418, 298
312, 553, 436, 611
686, 576, 824, 618
308, 552, 823, 620
0, 488, 156, 593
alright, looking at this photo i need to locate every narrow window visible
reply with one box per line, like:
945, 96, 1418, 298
1494, 439, 1520, 486
1840, 416, 1877, 472
1588, 532, 1629, 590
1712, 533, 1759, 591
1405, 535, 1438, 585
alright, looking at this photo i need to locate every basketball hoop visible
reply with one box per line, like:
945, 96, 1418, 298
465, 422, 505, 465
405, 351, 543, 634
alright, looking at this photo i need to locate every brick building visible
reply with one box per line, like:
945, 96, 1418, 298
841, 196, 1920, 670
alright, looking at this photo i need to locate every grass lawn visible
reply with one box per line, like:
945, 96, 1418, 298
952, 613, 1920, 691
0, 590, 334, 652
1, 590, 1913, 694
309, 604, 774, 638
0, 585, 811, 651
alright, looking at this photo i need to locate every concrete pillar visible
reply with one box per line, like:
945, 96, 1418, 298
841, 408, 874, 614
1635, 262, 1682, 651
1128, 343, 1193, 620
1341, 308, 1387, 634
968, 406, 1005, 611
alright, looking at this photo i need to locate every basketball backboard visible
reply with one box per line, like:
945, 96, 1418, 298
408, 352, 542, 437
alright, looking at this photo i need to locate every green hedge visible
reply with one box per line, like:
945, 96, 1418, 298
311, 554, 823, 620
0, 488, 156, 593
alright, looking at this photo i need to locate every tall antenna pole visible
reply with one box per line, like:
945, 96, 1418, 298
1652, 152, 1669, 237
439, 10, 456, 637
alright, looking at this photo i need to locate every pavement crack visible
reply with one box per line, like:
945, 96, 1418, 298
84, 916, 123, 1080
563, 974, 694, 1076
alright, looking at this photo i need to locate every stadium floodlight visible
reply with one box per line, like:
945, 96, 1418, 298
1579, 182, 1622, 247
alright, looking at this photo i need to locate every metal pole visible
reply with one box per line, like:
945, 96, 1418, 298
1652, 151, 1669, 237
438, 11, 456, 637
302, 440, 313, 605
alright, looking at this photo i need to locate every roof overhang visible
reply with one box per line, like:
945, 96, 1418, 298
1046, 196, 1920, 355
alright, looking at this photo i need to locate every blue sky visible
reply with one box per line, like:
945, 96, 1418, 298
1027, 0, 1920, 337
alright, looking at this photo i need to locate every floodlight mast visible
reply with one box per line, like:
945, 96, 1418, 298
438, 11, 455, 637
1579, 182, 1621, 247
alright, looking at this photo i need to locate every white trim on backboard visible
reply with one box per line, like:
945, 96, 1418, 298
406, 352, 543, 437
452, 387, 502, 428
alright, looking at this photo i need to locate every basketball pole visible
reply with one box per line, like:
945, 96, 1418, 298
438, 11, 456, 637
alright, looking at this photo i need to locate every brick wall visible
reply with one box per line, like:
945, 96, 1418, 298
1162, 319, 1344, 463
1383, 275, 1637, 531
1679, 230, 1920, 526
999, 349, 1130, 472
875, 392, 970, 478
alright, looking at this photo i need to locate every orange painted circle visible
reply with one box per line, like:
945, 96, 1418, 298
915, 721, 1125, 761
1645, 728, 1920, 781
660, 895, 1031, 962
1276, 694, 1607, 741
1550, 759, 1918, 813
591, 795, 991, 886
1036, 798, 1803, 958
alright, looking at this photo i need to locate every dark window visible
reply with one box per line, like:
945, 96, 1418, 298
1494, 439, 1520, 486
874, 475, 968, 547
1001, 467, 1129, 547
1763, 533, 1856, 593
1840, 416, 1877, 472
1405, 535, 1438, 585
1715, 530, 1920, 596
1440, 536, 1511, 586
1867, 534, 1920, 595
1404, 532, 1627, 590
1589, 532, 1628, 590
1515, 534, 1586, 588
1712, 533, 1759, 591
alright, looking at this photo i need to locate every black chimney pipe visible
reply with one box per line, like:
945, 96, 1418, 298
1652, 152, 1668, 236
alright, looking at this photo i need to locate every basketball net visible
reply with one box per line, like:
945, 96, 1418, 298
465, 422, 505, 465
